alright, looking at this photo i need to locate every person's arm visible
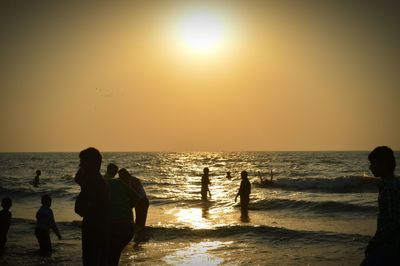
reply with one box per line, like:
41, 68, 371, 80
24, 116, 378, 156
49, 209, 62, 240
366, 185, 400, 253
75, 187, 91, 217
235, 183, 242, 202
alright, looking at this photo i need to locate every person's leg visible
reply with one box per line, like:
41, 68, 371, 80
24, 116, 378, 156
108, 221, 134, 265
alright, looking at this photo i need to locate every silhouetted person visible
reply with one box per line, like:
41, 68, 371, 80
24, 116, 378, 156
118, 168, 149, 242
0, 197, 12, 250
104, 163, 118, 179
35, 195, 61, 257
226, 171, 232, 179
105, 165, 139, 265
74, 147, 109, 266
258, 170, 274, 185
33, 170, 41, 187
361, 146, 400, 265
201, 167, 211, 200
235, 171, 251, 210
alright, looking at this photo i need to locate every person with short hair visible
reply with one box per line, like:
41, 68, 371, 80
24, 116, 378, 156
35, 195, 61, 256
74, 147, 109, 266
362, 146, 400, 265
235, 171, 251, 210
118, 168, 149, 242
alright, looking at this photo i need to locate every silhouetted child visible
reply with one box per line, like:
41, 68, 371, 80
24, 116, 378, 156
201, 167, 211, 200
35, 195, 61, 256
33, 170, 41, 187
362, 146, 400, 265
0, 197, 12, 250
226, 171, 232, 179
235, 171, 251, 210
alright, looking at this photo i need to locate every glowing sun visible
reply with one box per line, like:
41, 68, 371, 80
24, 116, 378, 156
176, 10, 228, 55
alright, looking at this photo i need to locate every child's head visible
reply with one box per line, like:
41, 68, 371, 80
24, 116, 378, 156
36, 170, 41, 176
1, 197, 12, 211
368, 146, 396, 177
241, 171, 248, 179
203, 167, 209, 174
41, 194, 52, 207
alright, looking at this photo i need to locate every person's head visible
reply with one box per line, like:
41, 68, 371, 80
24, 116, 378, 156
227, 171, 231, 176
79, 147, 102, 173
36, 170, 41, 176
106, 163, 118, 178
118, 168, 131, 181
1, 197, 12, 211
241, 171, 248, 179
41, 194, 52, 207
203, 167, 209, 174
368, 146, 396, 177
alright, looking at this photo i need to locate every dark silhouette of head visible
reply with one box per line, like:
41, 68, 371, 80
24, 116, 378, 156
106, 163, 118, 178
203, 167, 209, 174
368, 146, 396, 177
41, 194, 52, 207
1, 197, 12, 211
36, 170, 41, 176
118, 168, 130, 180
79, 147, 102, 173
241, 171, 248, 179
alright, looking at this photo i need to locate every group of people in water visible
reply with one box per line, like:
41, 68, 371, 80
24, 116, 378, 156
201, 167, 253, 211
0, 145, 399, 265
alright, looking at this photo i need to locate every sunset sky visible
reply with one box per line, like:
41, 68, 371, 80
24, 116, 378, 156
0, 1, 399, 152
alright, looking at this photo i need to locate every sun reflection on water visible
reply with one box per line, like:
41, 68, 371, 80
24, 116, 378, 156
163, 241, 226, 266
175, 208, 213, 229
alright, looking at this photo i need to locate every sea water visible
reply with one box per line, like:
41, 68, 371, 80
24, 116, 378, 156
0, 151, 399, 265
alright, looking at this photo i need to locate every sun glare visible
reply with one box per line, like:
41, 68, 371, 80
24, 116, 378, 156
176, 10, 228, 56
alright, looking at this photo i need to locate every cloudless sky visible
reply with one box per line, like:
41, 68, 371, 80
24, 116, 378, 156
0, 1, 399, 152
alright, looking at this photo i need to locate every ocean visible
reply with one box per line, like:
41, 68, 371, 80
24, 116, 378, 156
0, 151, 399, 265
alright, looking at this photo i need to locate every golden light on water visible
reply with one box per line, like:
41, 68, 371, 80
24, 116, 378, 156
175, 208, 212, 229
164, 241, 226, 266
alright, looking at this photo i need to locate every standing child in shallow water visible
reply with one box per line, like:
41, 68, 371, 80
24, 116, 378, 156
201, 167, 211, 200
0, 197, 12, 250
361, 146, 400, 265
235, 171, 251, 210
33, 170, 41, 187
35, 194, 61, 256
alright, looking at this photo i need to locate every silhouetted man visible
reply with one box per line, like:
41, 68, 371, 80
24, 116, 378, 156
75, 147, 109, 266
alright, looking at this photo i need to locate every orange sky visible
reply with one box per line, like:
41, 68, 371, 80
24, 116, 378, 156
0, 1, 399, 152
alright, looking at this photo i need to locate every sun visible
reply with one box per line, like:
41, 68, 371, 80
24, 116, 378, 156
176, 10, 228, 56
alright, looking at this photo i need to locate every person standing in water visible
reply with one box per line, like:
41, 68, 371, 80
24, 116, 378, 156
33, 170, 41, 187
35, 195, 61, 256
74, 147, 109, 266
105, 165, 139, 264
0, 197, 12, 250
235, 171, 251, 210
117, 168, 148, 242
226, 171, 232, 179
361, 146, 400, 265
201, 167, 211, 200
